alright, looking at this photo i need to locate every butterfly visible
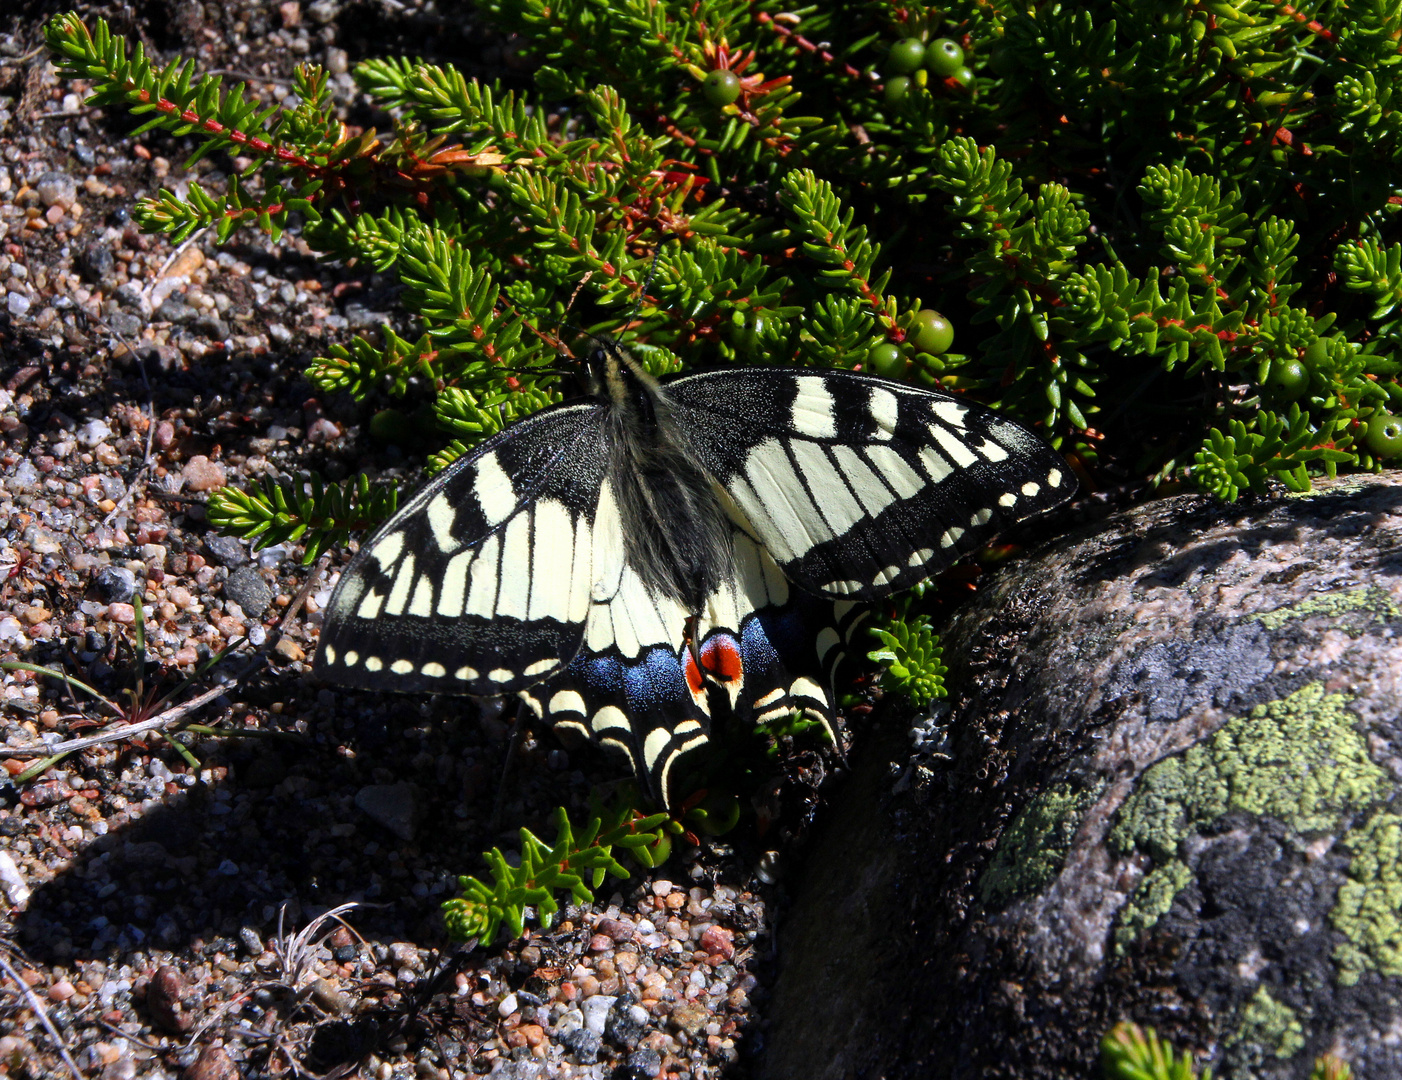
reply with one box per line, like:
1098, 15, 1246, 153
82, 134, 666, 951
314, 338, 1076, 807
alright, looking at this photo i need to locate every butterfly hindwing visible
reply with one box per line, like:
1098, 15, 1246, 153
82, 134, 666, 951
315, 402, 610, 696
664, 369, 1076, 600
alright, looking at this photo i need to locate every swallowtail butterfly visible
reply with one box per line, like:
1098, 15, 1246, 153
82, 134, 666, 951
314, 340, 1075, 806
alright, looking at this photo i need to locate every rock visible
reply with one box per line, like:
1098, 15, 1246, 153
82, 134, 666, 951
184, 1044, 239, 1080
202, 532, 247, 567
309, 977, 354, 1015
93, 567, 137, 604
7, 292, 30, 318
146, 965, 195, 1034
224, 566, 272, 616
354, 783, 420, 841
605, 996, 649, 1048
34, 170, 76, 210
622, 1049, 663, 1080
77, 419, 113, 448
765, 475, 1402, 1080
581, 994, 615, 1035
182, 457, 227, 493
108, 311, 142, 337
559, 1026, 601, 1065
79, 242, 115, 283
154, 297, 196, 324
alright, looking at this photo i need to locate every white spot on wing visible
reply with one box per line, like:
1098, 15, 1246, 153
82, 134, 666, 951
488, 668, 514, 683
383, 555, 417, 616
474, 452, 516, 526
941, 526, 965, 548
1048, 467, 1063, 487
832, 445, 897, 518
426, 493, 457, 552
464, 534, 500, 618
495, 514, 532, 619
407, 574, 434, 617
998, 492, 1018, 508
790, 440, 861, 537
344, 650, 359, 666
323, 645, 337, 664
643, 728, 670, 768
789, 677, 826, 703
726, 473, 794, 565
364, 656, 383, 672
422, 662, 446, 677
863, 444, 924, 499
591, 481, 626, 602
790, 376, 838, 438
549, 689, 586, 716
744, 438, 825, 558
369, 531, 404, 570
971, 508, 992, 526
439, 548, 473, 615
391, 659, 413, 675
1022, 481, 1041, 497
908, 547, 933, 567
454, 665, 478, 681
976, 437, 1009, 463
529, 500, 573, 622
591, 705, 630, 733
931, 424, 979, 468
815, 627, 840, 663
931, 399, 970, 428
524, 658, 559, 677
356, 588, 385, 620
569, 509, 593, 622
919, 446, 953, 483
868, 386, 899, 438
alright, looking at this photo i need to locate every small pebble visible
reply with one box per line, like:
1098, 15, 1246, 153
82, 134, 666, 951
182, 456, 227, 492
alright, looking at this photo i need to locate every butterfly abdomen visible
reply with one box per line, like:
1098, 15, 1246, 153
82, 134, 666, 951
602, 347, 737, 614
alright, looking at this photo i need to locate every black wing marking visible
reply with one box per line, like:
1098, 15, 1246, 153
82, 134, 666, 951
664, 368, 1076, 600
315, 401, 610, 696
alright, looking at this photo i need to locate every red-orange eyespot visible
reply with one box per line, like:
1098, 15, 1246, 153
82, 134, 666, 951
700, 638, 744, 682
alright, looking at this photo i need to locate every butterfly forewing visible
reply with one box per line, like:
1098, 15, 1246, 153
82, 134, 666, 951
315, 402, 610, 696
663, 369, 1076, 600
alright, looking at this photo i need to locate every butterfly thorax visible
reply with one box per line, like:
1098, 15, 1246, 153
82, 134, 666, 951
591, 339, 736, 614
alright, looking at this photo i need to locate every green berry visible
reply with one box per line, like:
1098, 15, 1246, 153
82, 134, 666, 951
949, 65, 975, 88
887, 38, 926, 75
910, 309, 954, 355
369, 408, 414, 444
883, 76, 911, 107
925, 37, 965, 77
1265, 357, 1308, 400
1366, 412, 1402, 458
1303, 338, 1329, 365
867, 342, 905, 377
703, 69, 741, 106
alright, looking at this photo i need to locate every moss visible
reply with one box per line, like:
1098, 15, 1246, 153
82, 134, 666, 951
981, 783, 1100, 906
1111, 683, 1388, 949
1248, 585, 1401, 633
1227, 986, 1307, 1065
1111, 683, 1388, 863
1332, 811, 1402, 986
1114, 859, 1193, 953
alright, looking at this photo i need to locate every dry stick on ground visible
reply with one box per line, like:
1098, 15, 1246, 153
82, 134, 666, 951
0, 949, 84, 1080
5, 556, 328, 758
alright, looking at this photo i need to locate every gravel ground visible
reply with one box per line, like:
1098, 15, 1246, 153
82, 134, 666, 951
0, 4, 822, 1077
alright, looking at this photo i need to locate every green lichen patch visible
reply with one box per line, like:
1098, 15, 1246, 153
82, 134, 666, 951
1249, 585, 1401, 633
1110, 683, 1388, 864
1114, 860, 1193, 953
1332, 811, 1402, 986
1226, 986, 1307, 1067
981, 783, 1100, 906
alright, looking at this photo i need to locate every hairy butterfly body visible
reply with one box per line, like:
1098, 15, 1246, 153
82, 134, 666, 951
315, 340, 1076, 806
